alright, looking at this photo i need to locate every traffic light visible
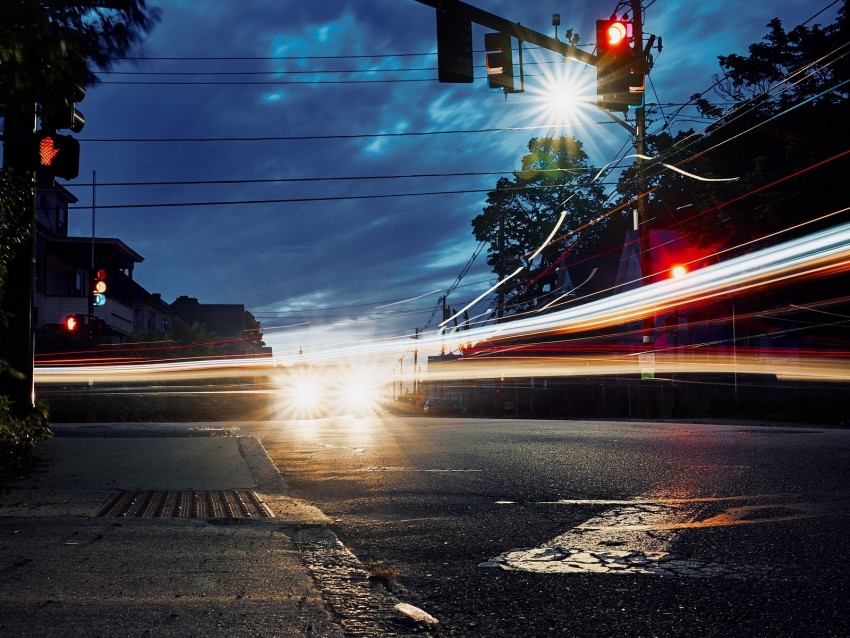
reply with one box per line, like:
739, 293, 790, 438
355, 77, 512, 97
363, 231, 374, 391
596, 18, 645, 109
42, 83, 86, 134
34, 130, 80, 181
91, 268, 107, 307
436, 11, 473, 83
598, 18, 631, 54
63, 314, 86, 332
484, 32, 514, 91
670, 265, 688, 279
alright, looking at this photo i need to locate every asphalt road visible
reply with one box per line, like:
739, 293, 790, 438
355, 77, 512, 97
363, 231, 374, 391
243, 417, 850, 637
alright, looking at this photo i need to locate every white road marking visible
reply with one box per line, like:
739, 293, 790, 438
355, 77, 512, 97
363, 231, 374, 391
481, 494, 825, 577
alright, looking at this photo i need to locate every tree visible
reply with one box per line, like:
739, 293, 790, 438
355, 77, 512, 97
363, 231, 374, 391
610, 2, 850, 356
706, 3, 848, 247
1, 0, 160, 118
471, 135, 607, 317
1, 1, 159, 420
658, 2, 850, 254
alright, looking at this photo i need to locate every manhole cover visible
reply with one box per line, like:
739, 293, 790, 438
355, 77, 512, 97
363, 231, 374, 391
96, 490, 275, 518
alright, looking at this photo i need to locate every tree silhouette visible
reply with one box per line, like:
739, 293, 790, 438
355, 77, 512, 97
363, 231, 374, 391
471, 135, 606, 316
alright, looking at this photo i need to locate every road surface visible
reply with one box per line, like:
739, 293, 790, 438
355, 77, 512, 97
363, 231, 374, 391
243, 417, 850, 636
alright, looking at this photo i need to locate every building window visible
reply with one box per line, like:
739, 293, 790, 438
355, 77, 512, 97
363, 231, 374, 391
56, 207, 67, 236
74, 269, 87, 296
161, 318, 170, 333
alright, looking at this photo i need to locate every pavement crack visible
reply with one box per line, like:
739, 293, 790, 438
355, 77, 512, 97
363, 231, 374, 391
292, 526, 422, 636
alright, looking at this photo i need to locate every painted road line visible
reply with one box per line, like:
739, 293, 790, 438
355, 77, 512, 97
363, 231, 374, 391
480, 494, 829, 578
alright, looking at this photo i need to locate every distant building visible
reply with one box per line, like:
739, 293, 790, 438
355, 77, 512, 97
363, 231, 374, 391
35, 184, 143, 340
33, 184, 270, 358
130, 281, 177, 336
170, 295, 271, 357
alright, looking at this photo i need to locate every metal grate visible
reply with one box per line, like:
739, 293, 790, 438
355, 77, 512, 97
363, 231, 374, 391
96, 489, 275, 518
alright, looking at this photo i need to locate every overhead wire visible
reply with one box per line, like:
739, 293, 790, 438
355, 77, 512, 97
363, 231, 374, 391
68, 167, 598, 189
81, 2, 847, 351
78, 122, 618, 143
459, 11, 850, 331
68, 180, 621, 211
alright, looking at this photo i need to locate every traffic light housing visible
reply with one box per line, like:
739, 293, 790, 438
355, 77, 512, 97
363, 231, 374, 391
91, 268, 107, 307
34, 130, 80, 181
436, 11, 473, 83
42, 83, 86, 134
596, 19, 645, 109
484, 32, 514, 91
63, 314, 86, 333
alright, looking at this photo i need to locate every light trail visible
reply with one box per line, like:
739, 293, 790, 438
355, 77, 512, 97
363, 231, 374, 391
35, 221, 850, 384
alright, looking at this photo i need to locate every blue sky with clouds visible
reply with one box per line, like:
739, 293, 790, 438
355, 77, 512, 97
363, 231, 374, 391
65, 0, 839, 362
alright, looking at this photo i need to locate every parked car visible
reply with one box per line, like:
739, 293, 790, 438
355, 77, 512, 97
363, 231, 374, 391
423, 398, 457, 416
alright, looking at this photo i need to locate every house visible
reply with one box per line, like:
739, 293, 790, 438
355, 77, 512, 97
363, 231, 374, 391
33, 184, 270, 359
35, 183, 143, 341
130, 281, 177, 336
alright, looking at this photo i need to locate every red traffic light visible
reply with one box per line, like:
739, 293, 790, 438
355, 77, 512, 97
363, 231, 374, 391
670, 265, 688, 279
604, 21, 628, 46
63, 314, 82, 332
596, 18, 643, 110
596, 19, 632, 57
34, 130, 80, 180
39, 136, 60, 167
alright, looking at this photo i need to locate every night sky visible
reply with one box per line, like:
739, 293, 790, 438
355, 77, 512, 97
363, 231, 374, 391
63, 0, 839, 364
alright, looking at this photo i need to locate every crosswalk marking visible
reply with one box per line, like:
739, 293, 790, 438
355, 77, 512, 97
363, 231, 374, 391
480, 494, 826, 577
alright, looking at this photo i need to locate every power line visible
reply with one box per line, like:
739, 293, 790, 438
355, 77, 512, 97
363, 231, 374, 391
67, 182, 617, 211
105, 45, 566, 62
108, 53, 438, 61
70, 167, 599, 189
97, 60, 565, 77
79, 122, 617, 143
97, 77, 440, 86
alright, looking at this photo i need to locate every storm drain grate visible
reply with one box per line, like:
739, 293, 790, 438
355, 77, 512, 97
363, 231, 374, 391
95, 490, 275, 519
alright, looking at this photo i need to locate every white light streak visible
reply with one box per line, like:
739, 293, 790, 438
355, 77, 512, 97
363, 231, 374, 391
35, 222, 850, 384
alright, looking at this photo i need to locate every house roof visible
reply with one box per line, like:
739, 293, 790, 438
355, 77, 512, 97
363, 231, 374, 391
42, 236, 144, 269
127, 279, 177, 316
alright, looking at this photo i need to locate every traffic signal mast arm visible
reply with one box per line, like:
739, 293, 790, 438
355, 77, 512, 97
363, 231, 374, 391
414, 0, 599, 67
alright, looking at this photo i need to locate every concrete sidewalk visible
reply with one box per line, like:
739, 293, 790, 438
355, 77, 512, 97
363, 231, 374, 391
0, 424, 344, 637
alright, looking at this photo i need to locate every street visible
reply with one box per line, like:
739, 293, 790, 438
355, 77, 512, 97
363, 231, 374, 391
243, 416, 850, 637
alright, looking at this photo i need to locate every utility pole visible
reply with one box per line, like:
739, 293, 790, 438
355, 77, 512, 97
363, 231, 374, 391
412, 327, 421, 396
415, 0, 657, 405
632, 0, 650, 316
497, 214, 505, 321
0, 105, 37, 418
631, 1, 657, 413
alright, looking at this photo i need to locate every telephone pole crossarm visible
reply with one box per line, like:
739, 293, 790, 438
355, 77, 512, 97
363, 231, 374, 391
414, 0, 599, 67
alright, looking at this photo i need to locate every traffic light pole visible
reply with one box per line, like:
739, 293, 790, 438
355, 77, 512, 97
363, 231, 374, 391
630, 0, 658, 413
414, 0, 599, 68
416, 0, 657, 409
632, 0, 649, 300
0, 105, 37, 418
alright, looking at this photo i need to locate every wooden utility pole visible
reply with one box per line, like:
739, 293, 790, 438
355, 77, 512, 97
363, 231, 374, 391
632, 0, 650, 322
0, 106, 37, 417
631, 0, 657, 415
